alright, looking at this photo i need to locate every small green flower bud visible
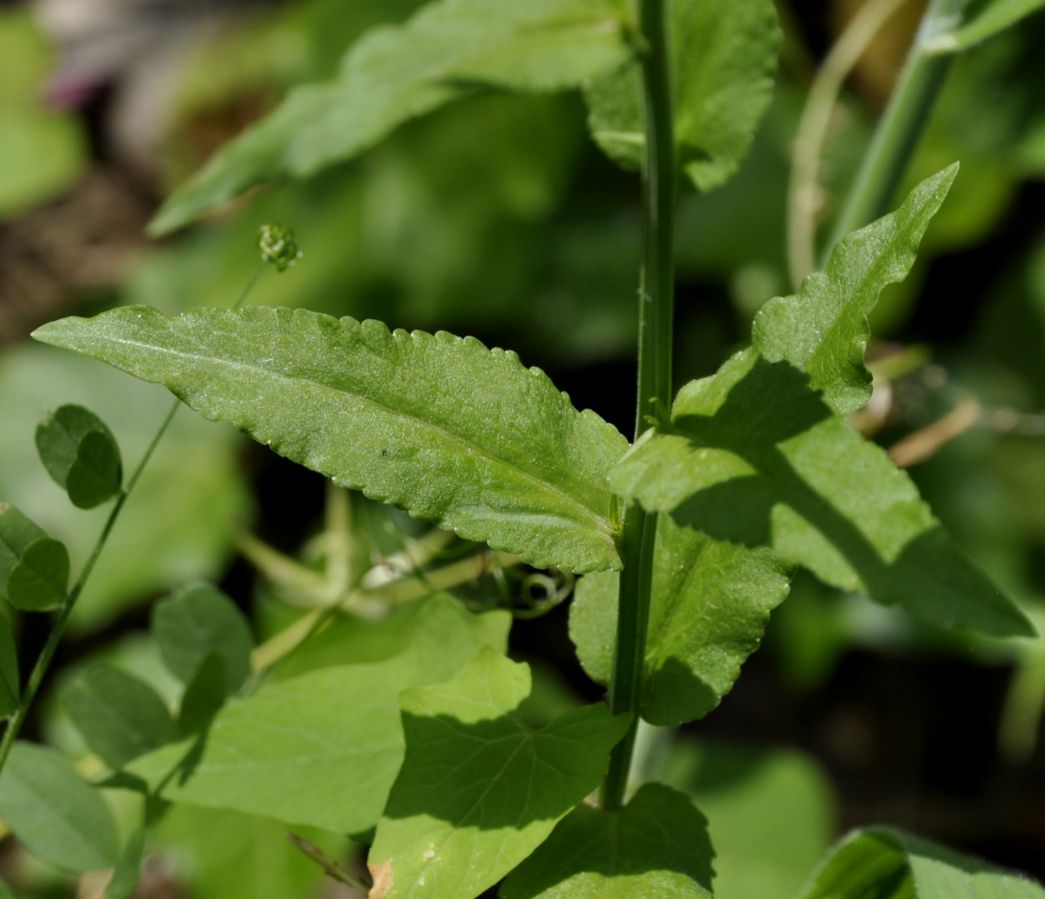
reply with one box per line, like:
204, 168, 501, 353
258, 224, 303, 272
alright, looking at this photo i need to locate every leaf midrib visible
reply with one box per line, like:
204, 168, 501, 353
91, 331, 618, 541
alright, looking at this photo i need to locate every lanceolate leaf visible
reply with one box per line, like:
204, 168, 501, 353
570, 514, 789, 725
35, 404, 122, 509
0, 504, 68, 612
500, 782, 713, 898
612, 350, 1033, 637
61, 664, 178, 769
34, 307, 628, 573
585, 0, 780, 191
149, 0, 633, 233
128, 595, 509, 834
753, 165, 958, 416
925, 0, 1045, 53
0, 742, 119, 873
367, 651, 628, 899
798, 827, 1045, 899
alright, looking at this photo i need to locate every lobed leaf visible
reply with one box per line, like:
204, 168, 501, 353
61, 664, 178, 769
753, 165, 958, 416
798, 827, 1045, 898
128, 595, 509, 834
585, 0, 780, 191
925, 0, 1045, 53
611, 349, 1033, 637
0, 741, 118, 872
0, 613, 17, 716
149, 0, 632, 233
367, 650, 629, 899
152, 582, 254, 697
35, 404, 122, 509
500, 782, 713, 898
570, 513, 789, 725
0, 504, 68, 612
33, 306, 628, 573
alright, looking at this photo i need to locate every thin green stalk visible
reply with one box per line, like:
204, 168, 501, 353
825, 0, 960, 255
602, 0, 675, 811
0, 262, 267, 776
788, 0, 907, 287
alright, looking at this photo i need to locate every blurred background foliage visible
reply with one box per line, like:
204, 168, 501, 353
0, 0, 1043, 895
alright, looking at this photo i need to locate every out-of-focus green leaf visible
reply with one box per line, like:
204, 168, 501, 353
107, 826, 146, 899
0, 504, 68, 612
754, 166, 957, 416
798, 827, 1045, 898
0, 612, 17, 716
61, 664, 177, 769
35, 404, 122, 509
570, 513, 788, 725
34, 307, 628, 574
153, 805, 341, 899
0, 346, 251, 632
611, 350, 1033, 637
0, 11, 85, 219
129, 595, 509, 834
585, 0, 779, 192
656, 740, 835, 899
367, 651, 628, 899
0, 742, 118, 873
150, 0, 632, 233
926, 0, 1045, 53
176, 652, 230, 734
153, 583, 254, 696
501, 782, 713, 898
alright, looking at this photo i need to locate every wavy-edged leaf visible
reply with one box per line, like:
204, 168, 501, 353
0, 741, 118, 872
0, 612, 17, 716
0, 504, 68, 612
501, 782, 713, 898
152, 582, 253, 696
798, 826, 1045, 899
61, 664, 178, 769
753, 165, 957, 415
570, 514, 788, 725
149, 0, 632, 233
34, 306, 628, 573
925, 0, 1045, 53
128, 595, 509, 834
367, 650, 628, 899
585, 0, 780, 191
612, 350, 1033, 637
35, 404, 122, 509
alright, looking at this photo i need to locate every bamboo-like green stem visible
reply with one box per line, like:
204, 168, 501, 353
602, 0, 675, 811
0, 263, 267, 776
825, 0, 958, 256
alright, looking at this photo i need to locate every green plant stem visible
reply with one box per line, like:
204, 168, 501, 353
825, 0, 958, 256
250, 549, 521, 671
602, 0, 675, 812
788, 0, 907, 287
0, 262, 267, 777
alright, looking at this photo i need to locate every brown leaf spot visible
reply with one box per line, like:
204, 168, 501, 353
368, 860, 394, 898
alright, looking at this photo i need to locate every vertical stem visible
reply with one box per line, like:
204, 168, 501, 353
824, 0, 959, 256
602, 0, 675, 811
